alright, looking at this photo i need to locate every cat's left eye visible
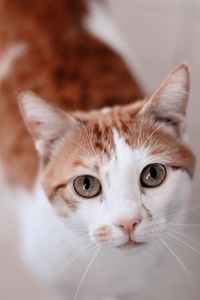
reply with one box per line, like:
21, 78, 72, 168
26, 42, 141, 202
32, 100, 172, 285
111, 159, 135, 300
73, 175, 101, 198
140, 163, 166, 188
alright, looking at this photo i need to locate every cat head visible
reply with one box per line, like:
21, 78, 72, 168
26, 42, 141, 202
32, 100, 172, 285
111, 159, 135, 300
19, 64, 195, 251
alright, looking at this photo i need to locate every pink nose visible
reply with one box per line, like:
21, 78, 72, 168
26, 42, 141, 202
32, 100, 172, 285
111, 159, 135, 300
116, 218, 140, 236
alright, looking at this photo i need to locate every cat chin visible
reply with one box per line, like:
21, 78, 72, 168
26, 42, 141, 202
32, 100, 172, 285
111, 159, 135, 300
117, 244, 145, 256
114, 240, 146, 256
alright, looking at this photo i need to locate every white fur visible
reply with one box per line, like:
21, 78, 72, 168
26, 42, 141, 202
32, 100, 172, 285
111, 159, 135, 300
20, 129, 192, 299
0, 43, 27, 82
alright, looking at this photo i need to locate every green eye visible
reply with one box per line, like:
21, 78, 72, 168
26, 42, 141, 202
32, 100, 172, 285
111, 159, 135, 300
140, 164, 166, 188
73, 175, 101, 198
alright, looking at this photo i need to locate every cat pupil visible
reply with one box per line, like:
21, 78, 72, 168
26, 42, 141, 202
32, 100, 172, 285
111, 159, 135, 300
83, 177, 90, 190
150, 167, 157, 179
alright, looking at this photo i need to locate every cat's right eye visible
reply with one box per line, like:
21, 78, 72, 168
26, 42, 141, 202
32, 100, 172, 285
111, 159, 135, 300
140, 163, 166, 188
73, 175, 102, 198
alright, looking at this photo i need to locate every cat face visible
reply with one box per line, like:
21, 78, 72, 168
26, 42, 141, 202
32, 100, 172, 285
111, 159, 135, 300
19, 64, 195, 252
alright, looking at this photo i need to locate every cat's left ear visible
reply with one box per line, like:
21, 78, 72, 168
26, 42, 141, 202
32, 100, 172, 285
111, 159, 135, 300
139, 64, 190, 137
18, 91, 79, 161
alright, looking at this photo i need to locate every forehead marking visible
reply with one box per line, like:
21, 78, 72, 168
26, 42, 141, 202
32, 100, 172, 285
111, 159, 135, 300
112, 128, 149, 164
100, 129, 150, 201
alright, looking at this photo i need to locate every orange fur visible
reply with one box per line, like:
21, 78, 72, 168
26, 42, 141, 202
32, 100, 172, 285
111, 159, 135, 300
41, 101, 195, 214
0, 0, 143, 188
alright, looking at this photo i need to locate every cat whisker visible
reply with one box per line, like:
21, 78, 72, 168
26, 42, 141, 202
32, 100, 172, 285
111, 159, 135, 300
166, 231, 200, 255
136, 106, 146, 148
144, 217, 200, 229
64, 238, 92, 257
168, 228, 200, 250
68, 236, 90, 246
165, 204, 200, 218
71, 100, 94, 156
142, 119, 180, 149
50, 241, 94, 283
66, 221, 90, 232
74, 246, 100, 300
70, 140, 91, 156
70, 233, 89, 239
71, 229, 91, 236
67, 228, 89, 235
76, 116, 101, 165
50, 235, 89, 254
159, 238, 199, 298
168, 223, 200, 227
57, 232, 90, 249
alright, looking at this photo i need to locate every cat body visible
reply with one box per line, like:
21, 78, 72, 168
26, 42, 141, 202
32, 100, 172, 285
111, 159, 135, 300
0, 1, 195, 300
20, 154, 191, 300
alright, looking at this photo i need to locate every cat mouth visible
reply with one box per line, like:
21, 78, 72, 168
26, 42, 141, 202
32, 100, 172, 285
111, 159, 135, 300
117, 240, 145, 250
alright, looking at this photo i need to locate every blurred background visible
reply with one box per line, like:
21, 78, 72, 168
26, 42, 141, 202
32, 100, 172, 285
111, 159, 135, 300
0, 0, 200, 299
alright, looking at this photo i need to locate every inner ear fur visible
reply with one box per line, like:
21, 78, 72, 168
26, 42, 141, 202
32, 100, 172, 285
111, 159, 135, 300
18, 91, 79, 162
138, 64, 190, 137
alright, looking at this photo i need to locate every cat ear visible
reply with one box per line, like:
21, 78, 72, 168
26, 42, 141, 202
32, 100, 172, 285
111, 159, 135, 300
18, 91, 78, 159
139, 64, 190, 137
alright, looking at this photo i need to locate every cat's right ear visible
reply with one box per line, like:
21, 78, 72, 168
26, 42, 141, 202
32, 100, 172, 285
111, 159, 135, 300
138, 64, 190, 138
18, 91, 78, 159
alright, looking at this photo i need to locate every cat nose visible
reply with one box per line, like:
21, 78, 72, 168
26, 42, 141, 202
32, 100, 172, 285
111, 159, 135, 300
116, 218, 140, 236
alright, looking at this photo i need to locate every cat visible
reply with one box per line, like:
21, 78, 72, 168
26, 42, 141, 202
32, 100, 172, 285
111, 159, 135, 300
0, 0, 196, 300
